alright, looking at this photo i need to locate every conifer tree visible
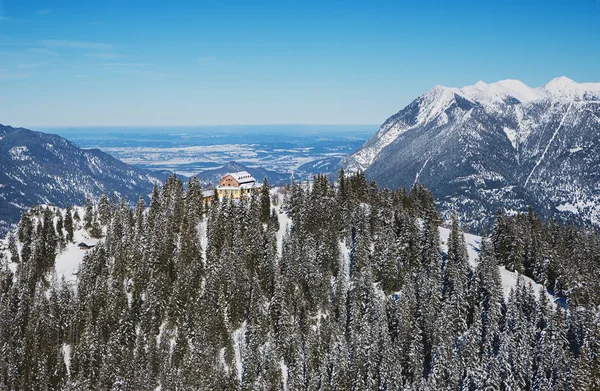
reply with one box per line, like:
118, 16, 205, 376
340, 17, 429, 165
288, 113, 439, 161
0, 172, 598, 390
64, 204, 74, 242
260, 177, 271, 223
84, 197, 94, 231
98, 193, 112, 226
186, 176, 204, 226
8, 233, 19, 264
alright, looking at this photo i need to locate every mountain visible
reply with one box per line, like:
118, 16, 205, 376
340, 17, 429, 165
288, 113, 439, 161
343, 76, 600, 232
0, 124, 170, 235
195, 161, 290, 187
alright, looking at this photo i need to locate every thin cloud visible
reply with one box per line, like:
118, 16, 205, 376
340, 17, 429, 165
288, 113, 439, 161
0, 68, 29, 79
41, 39, 113, 50
29, 48, 59, 56
17, 62, 47, 69
85, 52, 121, 59
0, 16, 9, 21
36, 9, 50, 16
74, 74, 92, 78
104, 62, 152, 67
198, 56, 218, 64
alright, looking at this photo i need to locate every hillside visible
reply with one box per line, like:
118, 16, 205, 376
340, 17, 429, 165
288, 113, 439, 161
1, 174, 597, 389
0, 124, 169, 235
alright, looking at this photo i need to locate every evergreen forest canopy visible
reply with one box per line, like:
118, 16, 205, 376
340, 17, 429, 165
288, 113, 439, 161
0, 172, 599, 390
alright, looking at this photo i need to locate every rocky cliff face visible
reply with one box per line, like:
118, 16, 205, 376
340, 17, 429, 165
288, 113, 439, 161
343, 77, 600, 232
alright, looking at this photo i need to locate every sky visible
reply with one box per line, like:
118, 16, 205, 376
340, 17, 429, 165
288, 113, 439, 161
0, 0, 599, 127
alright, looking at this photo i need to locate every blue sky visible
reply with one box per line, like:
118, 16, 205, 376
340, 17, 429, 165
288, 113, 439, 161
0, 0, 599, 127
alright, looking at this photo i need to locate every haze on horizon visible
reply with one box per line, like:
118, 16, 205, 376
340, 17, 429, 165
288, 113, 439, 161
0, 0, 599, 128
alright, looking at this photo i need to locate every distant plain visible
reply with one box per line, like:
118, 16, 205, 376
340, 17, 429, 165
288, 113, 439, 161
44, 125, 374, 176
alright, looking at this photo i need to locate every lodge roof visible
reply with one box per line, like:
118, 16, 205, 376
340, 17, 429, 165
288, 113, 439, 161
226, 171, 256, 184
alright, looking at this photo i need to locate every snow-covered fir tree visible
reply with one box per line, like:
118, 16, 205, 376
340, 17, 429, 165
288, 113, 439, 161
0, 171, 598, 389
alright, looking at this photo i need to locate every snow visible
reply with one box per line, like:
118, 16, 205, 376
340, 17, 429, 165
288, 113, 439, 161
62, 343, 71, 375
219, 348, 230, 372
280, 360, 289, 391
556, 203, 579, 214
460, 79, 546, 105
542, 76, 600, 101
0, 205, 101, 281
554, 200, 597, 215
55, 243, 88, 280
226, 171, 256, 184
344, 84, 464, 173
569, 146, 583, 153
345, 121, 413, 172
345, 75, 600, 178
233, 321, 247, 381
525, 101, 573, 186
339, 240, 351, 279
417, 77, 600, 118
417, 85, 460, 125
275, 206, 289, 258
345, 76, 596, 173
413, 156, 431, 185
198, 219, 208, 261
503, 127, 518, 150
458, 76, 600, 105
54, 227, 100, 280
498, 266, 551, 303
439, 226, 554, 303
495, 79, 548, 103
9, 146, 31, 161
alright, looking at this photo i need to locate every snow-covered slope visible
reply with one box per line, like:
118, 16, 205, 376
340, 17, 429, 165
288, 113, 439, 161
1, 205, 101, 281
54, 229, 100, 281
343, 76, 600, 232
438, 227, 553, 303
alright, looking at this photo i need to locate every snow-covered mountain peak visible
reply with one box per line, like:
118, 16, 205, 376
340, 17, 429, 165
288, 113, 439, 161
343, 76, 600, 231
493, 79, 547, 103
543, 75, 576, 90
424, 76, 600, 106
423, 84, 461, 98
459, 78, 544, 105
542, 76, 600, 100
417, 84, 462, 124
473, 80, 488, 89
542, 76, 579, 99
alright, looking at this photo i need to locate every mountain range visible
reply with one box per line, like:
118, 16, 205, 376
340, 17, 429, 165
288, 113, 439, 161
3, 76, 599, 235
0, 124, 170, 235
343, 76, 600, 232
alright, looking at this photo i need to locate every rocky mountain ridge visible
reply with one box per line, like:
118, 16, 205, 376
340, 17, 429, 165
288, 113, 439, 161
343, 76, 600, 231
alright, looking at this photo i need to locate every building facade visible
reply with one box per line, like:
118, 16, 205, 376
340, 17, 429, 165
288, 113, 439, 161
215, 171, 261, 199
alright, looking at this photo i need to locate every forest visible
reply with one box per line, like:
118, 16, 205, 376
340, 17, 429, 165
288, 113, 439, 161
0, 171, 599, 390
